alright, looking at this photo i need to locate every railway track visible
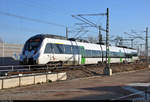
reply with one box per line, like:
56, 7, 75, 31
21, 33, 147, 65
0, 61, 147, 77
0, 63, 105, 76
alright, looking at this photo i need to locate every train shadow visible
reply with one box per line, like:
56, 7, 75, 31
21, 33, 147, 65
0, 57, 19, 66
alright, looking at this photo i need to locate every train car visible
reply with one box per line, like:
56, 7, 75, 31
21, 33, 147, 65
19, 34, 138, 65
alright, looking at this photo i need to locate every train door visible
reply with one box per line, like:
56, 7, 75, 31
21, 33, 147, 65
123, 48, 127, 62
52, 43, 65, 62
100, 45, 103, 63
51, 44, 55, 62
80, 46, 85, 64
119, 49, 123, 63
43, 43, 55, 64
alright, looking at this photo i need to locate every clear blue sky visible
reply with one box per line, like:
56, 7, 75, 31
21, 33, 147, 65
0, 0, 149, 45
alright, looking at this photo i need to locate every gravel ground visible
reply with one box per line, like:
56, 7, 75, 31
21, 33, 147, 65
66, 62, 147, 80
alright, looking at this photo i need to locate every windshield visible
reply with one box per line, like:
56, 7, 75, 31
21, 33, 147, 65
23, 38, 42, 53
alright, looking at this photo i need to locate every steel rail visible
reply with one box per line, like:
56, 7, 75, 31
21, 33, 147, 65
0, 64, 101, 76
0, 62, 144, 77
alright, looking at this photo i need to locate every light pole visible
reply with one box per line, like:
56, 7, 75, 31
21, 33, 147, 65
66, 27, 68, 39
2, 39, 4, 65
145, 27, 149, 66
104, 8, 112, 76
99, 26, 102, 44
72, 8, 112, 76
106, 8, 109, 68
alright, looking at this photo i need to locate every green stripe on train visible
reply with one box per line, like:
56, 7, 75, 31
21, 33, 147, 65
108, 57, 111, 63
81, 58, 85, 64
120, 58, 123, 62
80, 46, 86, 64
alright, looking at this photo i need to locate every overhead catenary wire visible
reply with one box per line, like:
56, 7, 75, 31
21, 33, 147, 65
0, 11, 66, 28
71, 13, 107, 40
72, 15, 97, 28
19, 0, 56, 15
78, 15, 98, 27
1, 23, 45, 34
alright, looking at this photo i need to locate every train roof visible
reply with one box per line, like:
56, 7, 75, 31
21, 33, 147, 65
31, 34, 89, 43
116, 45, 136, 50
29, 34, 137, 51
30, 34, 67, 40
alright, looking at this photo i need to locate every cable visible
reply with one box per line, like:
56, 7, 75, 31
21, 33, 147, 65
0, 23, 41, 33
19, 0, 56, 15
0, 11, 66, 28
25, 0, 55, 10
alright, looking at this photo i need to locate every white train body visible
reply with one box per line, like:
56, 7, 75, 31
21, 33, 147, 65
20, 34, 138, 65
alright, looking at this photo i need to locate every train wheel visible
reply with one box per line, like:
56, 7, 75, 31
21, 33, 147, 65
58, 61, 63, 67
97, 61, 102, 66
123, 60, 128, 64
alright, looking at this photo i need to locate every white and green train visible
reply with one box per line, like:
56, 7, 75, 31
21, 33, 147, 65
19, 34, 138, 65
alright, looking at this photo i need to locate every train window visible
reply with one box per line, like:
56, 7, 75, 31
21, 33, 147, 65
89, 50, 92, 57
115, 52, 119, 57
116, 52, 120, 57
110, 52, 114, 57
109, 51, 113, 57
125, 53, 132, 58
72, 46, 80, 54
91, 50, 94, 57
96, 50, 99, 57
53, 44, 59, 54
85, 50, 88, 57
64, 45, 72, 54
53, 44, 64, 54
92, 50, 95, 57
98, 51, 101, 57
80, 47, 85, 57
111, 52, 118, 58
85, 50, 87, 57
95, 50, 99, 57
103, 51, 106, 57
92, 50, 97, 58
118, 52, 121, 57
84, 50, 102, 58
110, 52, 115, 57
44, 43, 53, 53
132, 52, 137, 56
102, 51, 125, 58
57, 44, 64, 54
110, 51, 117, 57
24, 38, 42, 52
113, 51, 125, 58
120, 52, 125, 57
85, 50, 92, 58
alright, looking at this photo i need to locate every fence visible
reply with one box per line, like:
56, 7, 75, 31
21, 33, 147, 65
0, 72, 67, 89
